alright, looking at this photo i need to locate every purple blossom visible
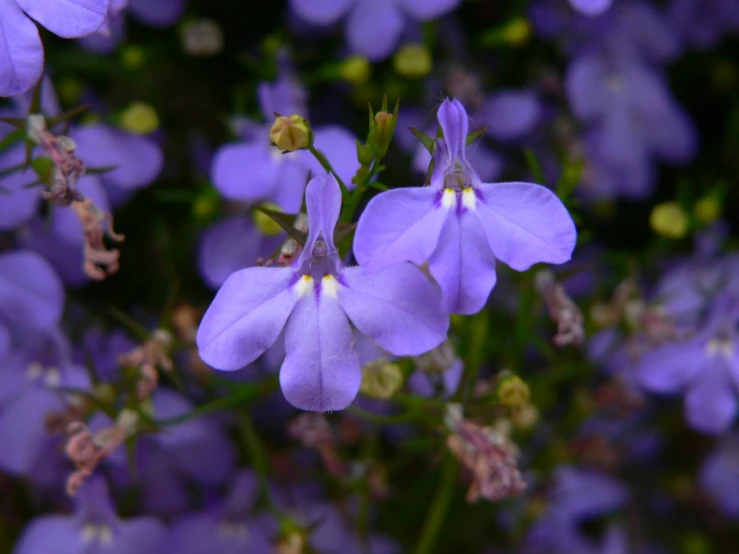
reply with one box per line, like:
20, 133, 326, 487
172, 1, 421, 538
569, 0, 614, 16
13, 477, 165, 554
668, 0, 739, 50
0, 0, 110, 96
197, 173, 449, 411
700, 433, 739, 518
289, 0, 461, 60
211, 70, 359, 214
354, 98, 576, 315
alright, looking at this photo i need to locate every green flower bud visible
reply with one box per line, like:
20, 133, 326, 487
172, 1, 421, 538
339, 55, 371, 85
649, 201, 689, 239
497, 375, 530, 409
360, 358, 404, 399
270, 115, 313, 152
120, 102, 160, 135
393, 43, 432, 78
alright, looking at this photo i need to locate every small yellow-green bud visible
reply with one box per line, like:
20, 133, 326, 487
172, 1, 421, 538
503, 18, 532, 46
120, 102, 160, 135
649, 201, 689, 239
269, 115, 312, 152
193, 194, 217, 219
339, 55, 371, 85
121, 46, 145, 69
253, 203, 285, 236
360, 359, 404, 399
694, 195, 720, 224
497, 375, 530, 409
393, 43, 432, 78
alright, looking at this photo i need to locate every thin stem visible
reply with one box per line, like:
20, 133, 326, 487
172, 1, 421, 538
455, 308, 489, 404
238, 411, 278, 511
413, 452, 458, 554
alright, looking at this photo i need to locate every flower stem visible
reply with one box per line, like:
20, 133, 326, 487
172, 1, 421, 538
238, 411, 277, 511
413, 452, 458, 554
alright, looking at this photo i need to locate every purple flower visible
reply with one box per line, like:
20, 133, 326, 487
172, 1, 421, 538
569, 0, 614, 16
13, 477, 165, 554
700, 434, 739, 518
289, 0, 461, 60
197, 173, 449, 411
211, 71, 358, 214
80, 0, 187, 53
165, 471, 273, 553
634, 292, 739, 435
669, 0, 739, 50
354, 98, 576, 315
0, 0, 110, 96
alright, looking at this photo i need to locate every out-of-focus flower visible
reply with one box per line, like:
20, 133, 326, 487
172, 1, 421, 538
13, 477, 165, 554
355, 98, 576, 314
700, 433, 739, 518
72, 198, 125, 281
118, 329, 173, 399
197, 174, 448, 411
0, 0, 110, 96
289, 0, 461, 61
393, 43, 432, 78
649, 201, 689, 239
569, 0, 614, 16
669, 0, 739, 50
536, 269, 585, 346
338, 55, 371, 85
289, 413, 346, 476
361, 358, 404, 399
181, 18, 224, 57
120, 102, 160, 135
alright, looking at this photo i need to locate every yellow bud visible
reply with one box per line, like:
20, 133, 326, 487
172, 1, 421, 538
649, 201, 689, 239
497, 375, 530, 409
193, 195, 217, 219
360, 359, 404, 399
269, 115, 312, 152
253, 203, 285, 236
339, 55, 371, 85
393, 43, 432, 78
694, 195, 720, 224
121, 46, 145, 69
503, 18, 532, 46
120, 102, 160, 135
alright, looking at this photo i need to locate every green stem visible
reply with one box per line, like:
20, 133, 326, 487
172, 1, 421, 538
309, 145, 348, 195
413, 453, 458, 554
238, 411, 277, 510
455, 308, 489, 404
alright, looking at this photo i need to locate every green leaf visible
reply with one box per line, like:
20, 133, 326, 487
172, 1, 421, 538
409, 127, 435, 154
466, 126, 488, 145
0, 128, 25, 154
524, 149, 545, 185
46, 104, 90, 128
253, 206, 306, 246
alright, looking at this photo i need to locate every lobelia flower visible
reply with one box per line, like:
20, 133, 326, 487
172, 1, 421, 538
80, 0, 187, 53
668, 0, 739, 50
699, 433, 739, 519
211, 64, 358, 215
289, 0, 461, 61
354, 98, 576, 315
13, 476, 166, 554
197, 173, 449, 411
569, 0, 614, 16
0, 0, 110, 97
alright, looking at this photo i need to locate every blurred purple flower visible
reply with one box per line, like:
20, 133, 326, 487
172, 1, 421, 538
0, 0, 110, 96
569, 0, 614, 16
289, 0, 461, 60
354, 98, 576, 314
13, 477, 165, 554
197, 173, 449, 411
668, 0, 739, 50
80, 0, 187, 53
700, 433, 739, 518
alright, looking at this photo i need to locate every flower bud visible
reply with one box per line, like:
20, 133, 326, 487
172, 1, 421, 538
503, 18, 532, 46
393, 43, 432, 78
339, 55, 371, 85
270, 115, 312, 152
181, 19, 224, 57
694, 195, 720, 224
497, 375, 530, 409
368, 100, 398, 160
120, 102, 159, 135
360, 358, 404, 399
650, 201, 689, 239
253, 203, 285, 236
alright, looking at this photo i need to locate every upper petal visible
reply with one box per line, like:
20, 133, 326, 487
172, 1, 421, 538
16, 0, 108, 38
280, 292, 361, 411
298, 173, 342, 266
338, 263, 449, 356
197, 267, 298, 370
211, 141, 282, 201
353, 186, 446, 268
346, 0, 404, 61
14, 516, 84, 554
685, 361, 738, 435
476, 182, 576, 272
0, 2, 42, 97
290, 0, 356, 24
395, 0, 460, 20
427, 208, 498, 314
437, 98, 469, 163
128, 0, 186, 26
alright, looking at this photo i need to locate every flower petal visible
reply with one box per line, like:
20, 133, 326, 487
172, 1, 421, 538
112, 518, 167, 554
128, 0, 186, 26
568, 0, 613, 16
346, 0, 404, 61
268, 158, 310, 214
338, 263, 448, 355
476, 182, 576, 271
289, 0, 356, 24
299, 173, 342, 265
353, 186, 446, 268
197, 267, 298, 370
280, 293, 361, 411
16, 0, 108, 37
428, 210, 498, 315
395, 0, 460, 20
481, 90, 540, 141
634, 342, 704, 393
0, 250, 64, 330
437, 98, 468, 162
0, 0, 42, 97
0, 146, 40, 230
685, 362, 738, 435
211, 141, 281, 201
14, 516, 84, 554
